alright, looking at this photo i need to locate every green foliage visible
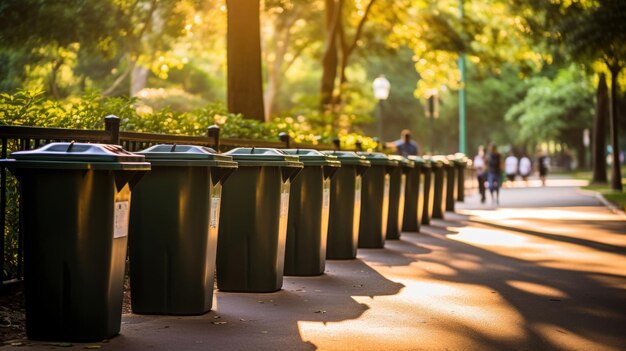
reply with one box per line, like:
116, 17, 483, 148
0, 89, 377, 148
0, 89, 136, 129
505, 65, 594, 144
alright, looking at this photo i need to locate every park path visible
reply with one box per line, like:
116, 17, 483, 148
4, 177, 626, 350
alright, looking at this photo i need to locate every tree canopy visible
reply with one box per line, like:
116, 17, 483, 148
0, 0, 624, 168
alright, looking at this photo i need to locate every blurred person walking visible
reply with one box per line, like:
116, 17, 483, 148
519, 153, 532, 186
537, 150, 550, 186
391, 129, 419, 156
473, 145, 487, 203
504, 151, 519, 187
486, 143, 503, 204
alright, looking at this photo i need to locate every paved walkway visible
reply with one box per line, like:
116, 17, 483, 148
4, 177, 626, 350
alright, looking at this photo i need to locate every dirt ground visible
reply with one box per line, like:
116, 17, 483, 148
0, 277, 132, 344
0, 292, 25, 343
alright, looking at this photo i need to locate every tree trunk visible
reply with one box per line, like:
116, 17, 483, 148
227, 0, 265, 121
320, 0, 341, 110
592, 73, 608, 183
609, 65, 622, 191
264, 11, 298, 120
49, 59, 63, 100
131, 65, 149, 97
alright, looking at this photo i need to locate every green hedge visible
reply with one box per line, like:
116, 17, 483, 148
0, 89, 379, 150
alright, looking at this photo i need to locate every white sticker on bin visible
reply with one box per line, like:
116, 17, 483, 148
113, 201, 130, 238
209, 196, 220, 229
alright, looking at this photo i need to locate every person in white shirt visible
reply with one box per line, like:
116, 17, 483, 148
518, 154, 532, 186
504, 152, 519, 186
473, 145, 486, 203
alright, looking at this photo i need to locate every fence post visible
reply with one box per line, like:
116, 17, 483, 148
207, 125, 220, 151
355, 141, 363, 151
0, 138, 6, 282
104, 115, 121, 145
332, 137, 340, 151
279, 132, 290, 149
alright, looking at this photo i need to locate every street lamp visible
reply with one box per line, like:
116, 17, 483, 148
372, 75, 391, 144
425, 88, 439, 153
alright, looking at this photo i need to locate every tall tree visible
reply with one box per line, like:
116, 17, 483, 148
560, 0, 626, 190
319, 0, 380, 111
592, 73, 609, 183
227, 0, 265, 121
263, 0, 322, 119
320, 0, 341, 110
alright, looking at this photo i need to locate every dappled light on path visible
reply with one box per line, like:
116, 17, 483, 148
458, 207, 619, 221
298, 184, 626, 350
446, 227, 532, 247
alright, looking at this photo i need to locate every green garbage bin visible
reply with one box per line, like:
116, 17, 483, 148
444, 155, 457, 212
402, 156, 425, 232
421, 158, 435, 225
0, 142, 150, 341
321, 151, 370, 259
453, 153, 468, 202
128, 145, 237, 315
282, 149, 340, 276
429, 156, 448, 219
386, 155, 414, 240
216, 148, 303, 292
357, 152, 398, 248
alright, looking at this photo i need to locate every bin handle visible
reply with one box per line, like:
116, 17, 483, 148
385, 165, 397, 174
211, 167, 236, 185
323, 165, 339, 180
356, 165, 369, 176
281, 166, 302, 183
115, 170, 149, 192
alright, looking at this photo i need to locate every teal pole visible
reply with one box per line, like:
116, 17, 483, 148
458, 0, 466, 154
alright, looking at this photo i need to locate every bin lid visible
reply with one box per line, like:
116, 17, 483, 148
431, 155, 451, 167
135, 144, 237, 168
283, 149, 341, 167
408, 155, 426, 165
448, 153, 468, 165
224, 147, 303, 168
356, 152, 399, 167
423, 155, 444, 167
321, 151, 371, 167
388, 155, 414, 168
1, 142, 151, 170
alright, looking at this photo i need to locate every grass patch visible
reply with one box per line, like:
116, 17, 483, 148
576, 166, 626, 211
581, 181, 626, 211
601, 192, 626, 211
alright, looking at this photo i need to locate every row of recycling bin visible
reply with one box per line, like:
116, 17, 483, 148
0, 142, 467, 342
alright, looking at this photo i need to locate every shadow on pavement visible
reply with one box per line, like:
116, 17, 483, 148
416, 215, 626, 350
5, 258, 404, 350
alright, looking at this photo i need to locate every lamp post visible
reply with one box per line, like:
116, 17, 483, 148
425, 89, 439, 154
373, 75, 391, 144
